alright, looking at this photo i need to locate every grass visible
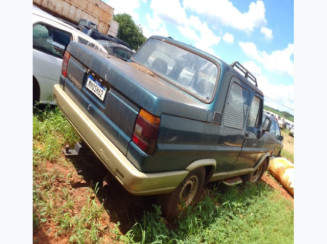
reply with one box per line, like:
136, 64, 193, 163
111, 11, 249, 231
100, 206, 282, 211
281, 128, 294, 163
33, 105, 80, 162
122, 183, 293, 244
33, 106, 294, 243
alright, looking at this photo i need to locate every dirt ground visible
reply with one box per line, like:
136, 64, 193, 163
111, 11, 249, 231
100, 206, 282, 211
34, 145, 294, 243
262, 173, 294, 206
281, 129, 294, 157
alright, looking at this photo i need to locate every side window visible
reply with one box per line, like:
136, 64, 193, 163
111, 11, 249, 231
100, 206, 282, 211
77, 37, 88, 45
262, 116, 270, 131
114, 48, 128, 59
247, 96, 262, 128
270, 120, 277, 135
126, 50, 133, 59
274, 121, 281, 138
223, 83, 250, 129
33, 23, 71, 58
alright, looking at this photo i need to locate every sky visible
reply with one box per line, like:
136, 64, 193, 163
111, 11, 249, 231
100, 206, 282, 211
103, 0, 294, 115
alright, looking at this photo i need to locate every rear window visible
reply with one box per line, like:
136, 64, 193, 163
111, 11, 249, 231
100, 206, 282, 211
133, 38, 219, 102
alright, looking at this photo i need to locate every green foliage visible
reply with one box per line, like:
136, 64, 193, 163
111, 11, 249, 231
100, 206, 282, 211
281, 150, 294, 163
123, 205, 169, 243
33, 106, 80, 161
125, 183, 294, 244
67, 197, 105, 243
114, 13, 146, 50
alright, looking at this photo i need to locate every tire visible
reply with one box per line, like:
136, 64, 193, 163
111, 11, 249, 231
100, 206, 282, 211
158, 167, 205, 220
33, 78, 40, 106
242, 160, 267, 184
277, 150, 282, 157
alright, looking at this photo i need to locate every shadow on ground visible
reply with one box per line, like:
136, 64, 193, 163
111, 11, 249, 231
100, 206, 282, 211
68, 144, 157, 234
65, 143, 290, 236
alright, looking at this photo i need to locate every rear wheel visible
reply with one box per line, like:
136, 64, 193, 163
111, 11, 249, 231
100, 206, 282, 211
242, 160, 267, 183
158, 168, 205, 220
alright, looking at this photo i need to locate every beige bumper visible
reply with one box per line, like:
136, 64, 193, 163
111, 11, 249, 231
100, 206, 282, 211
53, 84, 188, 195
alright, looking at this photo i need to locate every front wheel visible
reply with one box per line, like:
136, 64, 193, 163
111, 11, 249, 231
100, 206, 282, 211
158, 168, 205, 220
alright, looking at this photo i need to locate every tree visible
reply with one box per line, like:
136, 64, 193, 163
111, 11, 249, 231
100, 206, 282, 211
114, 14, 146, 51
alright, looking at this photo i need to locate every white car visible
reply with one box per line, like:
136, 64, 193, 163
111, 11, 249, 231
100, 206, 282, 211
33, 5, 107, 104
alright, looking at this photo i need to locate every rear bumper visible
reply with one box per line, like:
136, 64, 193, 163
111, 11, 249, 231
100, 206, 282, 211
53, 84, 188, 195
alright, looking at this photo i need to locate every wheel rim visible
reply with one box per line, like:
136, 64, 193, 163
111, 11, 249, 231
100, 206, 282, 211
179, 175, 199, 207
250, 164, 263, 182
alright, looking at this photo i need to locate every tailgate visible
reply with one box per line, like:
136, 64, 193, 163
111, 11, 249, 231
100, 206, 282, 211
63, 51, 139, 155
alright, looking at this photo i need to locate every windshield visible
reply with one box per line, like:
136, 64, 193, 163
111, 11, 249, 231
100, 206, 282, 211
133, 38, 218, 101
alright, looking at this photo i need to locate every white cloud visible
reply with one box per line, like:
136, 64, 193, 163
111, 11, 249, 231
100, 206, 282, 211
143, 14, 170, 37
242, 61, 262, 75
105, 0, 141, 21
223, 33, 234, 43
148, 2, 221, 54
239, 42, 294, 77
178, 15, 221, 54
150, 0, 188, 25
240, 60, 294, 113
183, 0, 267, 33
260, 27, 273, 40
260, 77, 295, 113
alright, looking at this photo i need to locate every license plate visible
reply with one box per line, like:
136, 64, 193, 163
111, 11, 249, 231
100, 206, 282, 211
85, 75, 107, 101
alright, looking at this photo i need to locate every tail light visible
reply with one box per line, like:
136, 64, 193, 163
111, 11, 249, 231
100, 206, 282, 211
61, 51, 71, 77
132, 109, 160, 155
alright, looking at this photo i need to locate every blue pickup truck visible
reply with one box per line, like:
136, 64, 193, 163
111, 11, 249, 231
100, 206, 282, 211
54, 36, 281, 219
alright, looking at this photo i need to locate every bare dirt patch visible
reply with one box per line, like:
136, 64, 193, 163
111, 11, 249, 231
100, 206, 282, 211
33, 146, 157, 243
261, 172, 294, 207
281, 130, 294, 156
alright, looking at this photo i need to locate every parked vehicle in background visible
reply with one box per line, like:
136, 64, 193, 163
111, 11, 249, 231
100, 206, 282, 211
87, 28, 132, 49
33, 0, 114, 34
78, 18, 98, 31
262, 112, 283, 157
33, 5, 107, 104
278, 118, 285, 129
289, 127, 294, 137
54, 35, 279, 219
97, 40, 134, 61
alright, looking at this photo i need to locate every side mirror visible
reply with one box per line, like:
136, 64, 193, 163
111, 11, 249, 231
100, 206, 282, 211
279, 135, 284, 141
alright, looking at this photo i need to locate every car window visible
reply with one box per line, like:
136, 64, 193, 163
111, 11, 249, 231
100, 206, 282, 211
113, 47, 133, 60
133, 38, 218, 102
223, 83, 250, 129
247, 96, 262, 128
77, 37, 88, 45
273, 121, 281, 138
270, 120, 278, 137
33, 23, 71, 59
262, 115, 270, 131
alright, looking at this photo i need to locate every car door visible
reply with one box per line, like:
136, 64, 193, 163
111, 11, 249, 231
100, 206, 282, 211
216, 77, 250, 172
33, 22, 72, 103
233, 93, 266, 170
269, 120, 283, 156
